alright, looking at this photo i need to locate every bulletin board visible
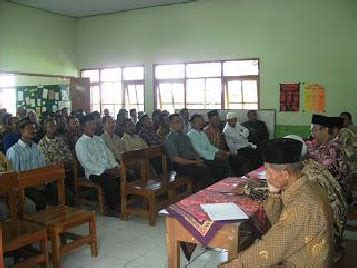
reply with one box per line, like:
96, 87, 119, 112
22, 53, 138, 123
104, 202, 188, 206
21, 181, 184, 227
16, 84, 71, 116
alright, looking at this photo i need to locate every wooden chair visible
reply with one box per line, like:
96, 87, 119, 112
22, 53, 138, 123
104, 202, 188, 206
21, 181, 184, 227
16, 165, 98, 268
0, 172, 48, 267
145, 147, 192, 203
73, 158, 105, 215
120, 148, 171, 226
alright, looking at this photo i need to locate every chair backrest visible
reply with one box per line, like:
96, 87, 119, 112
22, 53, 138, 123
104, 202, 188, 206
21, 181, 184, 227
120, 148, 147, 186
144, 146, 168, 178
17, 165, 66, 216
0, 172, 18, 220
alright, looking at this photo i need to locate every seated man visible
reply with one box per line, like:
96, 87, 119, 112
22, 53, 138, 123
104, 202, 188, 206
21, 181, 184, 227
307, 115, 352, 203
6, 117, 48, 211
38, 117, 75, 206
122, 119, 148, 151
220, 138, 333, 267
242, 110, 269, 146
138, 115, 161, 147
75, 114, 120, 216
223, 112, 262, 172
66, 116, 81, 151
157, 113, 170, 144
205, 110, 250, 176
102, 116, 124, 161
130, 108, 138, 124
122, 119, 161, 176
165, 114, 212, 190
188, 114, 232, 181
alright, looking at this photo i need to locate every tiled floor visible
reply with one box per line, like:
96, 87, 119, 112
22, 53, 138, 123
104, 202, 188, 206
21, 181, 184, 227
61, 215, 228, 268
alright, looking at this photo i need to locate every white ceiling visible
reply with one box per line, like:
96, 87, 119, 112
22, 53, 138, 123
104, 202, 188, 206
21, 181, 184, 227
10, 0, 196, 17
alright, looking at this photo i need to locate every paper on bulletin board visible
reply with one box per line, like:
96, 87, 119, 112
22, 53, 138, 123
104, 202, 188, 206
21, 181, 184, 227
17, 91, 24, 101
55, 92, 59, 100
25, 97, 30, 105
42, 88, 48, 99
303, 84, 325, 112
42, 107, 47, 112
35, 107, 41, 115
30, 99, 36, 107
48, 90, 55, 100
58, 101, 70, 111
52, 105, 58, 112
36, 98, 42, 106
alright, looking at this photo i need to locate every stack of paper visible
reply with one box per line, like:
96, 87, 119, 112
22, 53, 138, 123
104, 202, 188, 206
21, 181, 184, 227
200, 202, 248, 221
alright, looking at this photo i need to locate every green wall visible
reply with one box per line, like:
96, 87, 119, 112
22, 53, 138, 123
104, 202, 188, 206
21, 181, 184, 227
76, 0, 357, 127
1, 0, 356, 133
0, 2, 77, 76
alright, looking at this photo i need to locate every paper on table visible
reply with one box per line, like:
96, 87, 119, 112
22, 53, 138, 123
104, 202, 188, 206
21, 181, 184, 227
200, 202, 248, 221
17, 91, 24, 101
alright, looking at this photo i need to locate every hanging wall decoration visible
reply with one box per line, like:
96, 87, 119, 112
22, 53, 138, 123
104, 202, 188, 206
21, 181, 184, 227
279, 83, 300, 111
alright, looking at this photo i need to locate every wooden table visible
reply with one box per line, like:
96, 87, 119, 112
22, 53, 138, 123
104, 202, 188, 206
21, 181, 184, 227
166, 217, 240, 268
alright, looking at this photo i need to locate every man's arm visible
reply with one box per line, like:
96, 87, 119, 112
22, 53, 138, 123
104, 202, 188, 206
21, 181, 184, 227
6, 147, 19, 172
220, 204, 311, 267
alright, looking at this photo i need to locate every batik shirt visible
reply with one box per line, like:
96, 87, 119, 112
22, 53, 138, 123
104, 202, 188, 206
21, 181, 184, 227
220, 176, 333, 268
302, 160, 348, 251
204, 125, 226, 150
307, 138, 352, 202
38, 136, 74, 166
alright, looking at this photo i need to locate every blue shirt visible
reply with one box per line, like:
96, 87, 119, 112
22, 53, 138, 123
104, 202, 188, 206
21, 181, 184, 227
2, 132, 19, 154
6, 139, 46, 172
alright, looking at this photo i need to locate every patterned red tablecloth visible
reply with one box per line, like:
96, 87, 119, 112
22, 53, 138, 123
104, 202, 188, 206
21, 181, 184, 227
166, 176, 270, 246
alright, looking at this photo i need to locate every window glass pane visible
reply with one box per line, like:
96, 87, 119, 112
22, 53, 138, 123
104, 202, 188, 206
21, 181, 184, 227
81, 70, 99, 82
156, 83, 184, 114
186, 79, 205, 105
186, 63, 221, 78
0, 88, 16, 115
228, 104, 243, 109
242, 80, 258, 102
123, 67, 144, 80
186, 104, 206, 109
155, 64, 185, 79
100, 68, 121, 82
243, 104, 259, 110
227, 80, 242, 103
205, 78, 221, 107
223, 60, 259, 76
90, 86, 100, 105
101, 82, 121, 105
0, 75, 15, 87
125, 84, 144, 111
91, 104, 100, 112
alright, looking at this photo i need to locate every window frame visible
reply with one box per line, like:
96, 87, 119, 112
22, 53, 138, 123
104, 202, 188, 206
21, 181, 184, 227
154, 58, 260, 111
80, 66, 145, 115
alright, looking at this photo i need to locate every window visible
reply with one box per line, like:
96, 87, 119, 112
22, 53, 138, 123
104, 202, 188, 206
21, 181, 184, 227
155, 59, 259, 113
0, 74, 16, 115
81, 66, 144, 116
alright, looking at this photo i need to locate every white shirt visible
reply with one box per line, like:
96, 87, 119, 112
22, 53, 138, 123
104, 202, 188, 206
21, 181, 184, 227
223, 123, 254, 153
75, 135, 119, 179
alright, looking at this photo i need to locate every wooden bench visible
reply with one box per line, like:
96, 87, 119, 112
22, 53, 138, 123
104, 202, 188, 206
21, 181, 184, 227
16, 165, 98, 268
0, 172, 48, 267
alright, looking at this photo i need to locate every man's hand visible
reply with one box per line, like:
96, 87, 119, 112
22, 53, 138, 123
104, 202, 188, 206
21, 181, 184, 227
195, 159, 205, 166
267, 180, 280, 193
216, 151, 230, 160
105, 168, 119, 177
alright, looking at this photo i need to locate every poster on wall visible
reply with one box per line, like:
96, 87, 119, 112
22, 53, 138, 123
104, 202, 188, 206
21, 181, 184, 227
303, 83, 325, 112
279, 83, 300, 111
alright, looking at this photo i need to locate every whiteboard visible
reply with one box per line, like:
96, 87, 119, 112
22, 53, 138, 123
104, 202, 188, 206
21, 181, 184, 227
175, 109, 276, 138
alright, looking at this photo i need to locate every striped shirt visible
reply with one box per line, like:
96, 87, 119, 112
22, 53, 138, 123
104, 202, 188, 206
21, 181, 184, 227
6, 139, 46, 172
